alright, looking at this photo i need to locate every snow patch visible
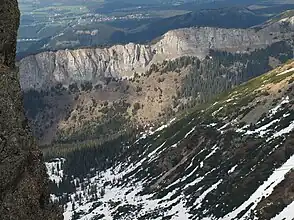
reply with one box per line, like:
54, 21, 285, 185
269, 96, 289, 117
45, 158, 65, 186
222, 154, 294, 220
271, 200, 294, 220
276, 67, 294, 76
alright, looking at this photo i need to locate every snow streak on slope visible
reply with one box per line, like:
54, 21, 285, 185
234, 96, 294, 140
222, 154, 294, 220
272, 201, 294, 220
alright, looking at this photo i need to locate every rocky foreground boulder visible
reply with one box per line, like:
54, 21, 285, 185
0, 0, 62, 219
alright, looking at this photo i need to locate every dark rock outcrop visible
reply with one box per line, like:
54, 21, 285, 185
0, 0, 19, 68
0, 0, 62, 219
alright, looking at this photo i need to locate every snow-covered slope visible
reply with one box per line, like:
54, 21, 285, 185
46, 61, 294, 219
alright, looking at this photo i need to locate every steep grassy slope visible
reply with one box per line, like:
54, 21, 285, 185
46, 60, 294, 219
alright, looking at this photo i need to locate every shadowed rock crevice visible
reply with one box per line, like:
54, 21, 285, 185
0, 0, 62, 219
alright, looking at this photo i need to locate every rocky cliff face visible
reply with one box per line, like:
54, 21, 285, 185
19, 26, 279, 90
0, 0, 19, 68
0, 0, 62, 219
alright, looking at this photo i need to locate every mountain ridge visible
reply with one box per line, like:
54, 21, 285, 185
19, 25, 282, 91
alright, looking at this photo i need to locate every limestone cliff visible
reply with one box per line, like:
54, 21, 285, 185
19, 26, 280, 90
0, 0, 62, 219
